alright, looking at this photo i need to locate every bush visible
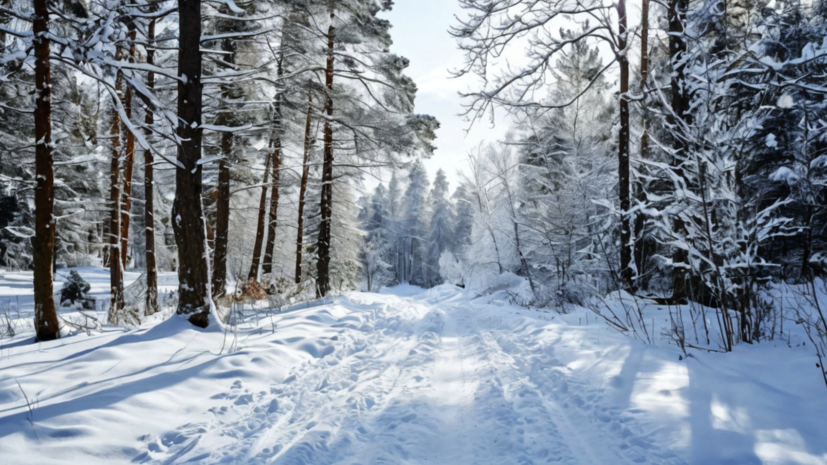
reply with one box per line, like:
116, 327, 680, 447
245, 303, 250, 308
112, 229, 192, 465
59, 271, 95, 310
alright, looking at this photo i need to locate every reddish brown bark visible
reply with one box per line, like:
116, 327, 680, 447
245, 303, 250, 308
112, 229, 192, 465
144, 18, 159, 314
262, 145, 281, 275
120, 26, 137, 268
173, 0, 211, 327
295, 90, 314, 284
263, 46, 285, 276
211, 34, 236, 299
212, 132, 232, 297
316, 20, 336, 297
32, 0, 59, 341
247, 148, 272, 282
211, 157, 230, 297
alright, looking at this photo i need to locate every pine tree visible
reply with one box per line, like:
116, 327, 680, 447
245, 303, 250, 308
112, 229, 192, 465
32, 0, 60, 341
425, 169, 455, 286
400, 160, 430, 285
173, 0, 211, 327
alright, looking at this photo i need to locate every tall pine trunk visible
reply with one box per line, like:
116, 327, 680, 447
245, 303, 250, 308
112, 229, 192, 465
144, 18, 159, 315
617, 0, 633, 289
247, 142, 272, 282
669, 0, 693, 301
120, 26, 137, 268
263, 45, 285, 275
108, 49, 125, 317
173, 0, 211, 327
633, 0, 650, 287
295, 90, 314, 284
262, 146, 281, 275
211, 37, 235, 299
212, 139, 231, 298
316, 20, 336, 297
638, 0, 650, 158
32, 0, 59, 341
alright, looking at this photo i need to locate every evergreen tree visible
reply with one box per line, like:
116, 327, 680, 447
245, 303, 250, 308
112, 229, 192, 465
425, 169, 455, 286
400, 160, 430, 285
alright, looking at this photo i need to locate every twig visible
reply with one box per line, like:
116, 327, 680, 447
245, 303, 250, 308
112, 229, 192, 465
15, 379, 37, 435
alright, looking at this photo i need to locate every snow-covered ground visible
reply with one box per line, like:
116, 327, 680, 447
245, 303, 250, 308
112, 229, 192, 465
1, 270, 826, 464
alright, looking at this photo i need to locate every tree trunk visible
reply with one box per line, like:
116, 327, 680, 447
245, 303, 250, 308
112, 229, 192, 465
316, 20, 336, 297
108, 49, 125, 318
247, 143, 272, 282
144, 18, 159, 315
173, 0, 211, 327
211, 37, 235, 299
32, 0, 59, 341
120, 26, 137, 269
633, 0, 650, 287
212, 135, 231, 298
262, 147, 281, 275
263, 46, 285, 276
669, 0, 690, 124
801, 205, 813, 279
617, 0, 633, 289
295, 90, 314, 284
262, 148, 281, 274
669, 0, 693, 300
639, 0, 650, 156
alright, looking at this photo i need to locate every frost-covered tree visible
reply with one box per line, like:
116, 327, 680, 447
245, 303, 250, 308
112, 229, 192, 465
312, 0, 436, 296
399, 160, 430, 285
425, 169, 455, 286
359, 185, 395, 290
452, 182, 475, 255
452, 0, 638, 287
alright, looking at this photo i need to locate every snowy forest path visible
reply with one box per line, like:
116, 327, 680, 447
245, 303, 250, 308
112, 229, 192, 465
138, 287, 686, 464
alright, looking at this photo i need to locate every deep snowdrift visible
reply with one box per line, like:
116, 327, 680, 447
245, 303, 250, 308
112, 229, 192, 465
0, 271, 825, 464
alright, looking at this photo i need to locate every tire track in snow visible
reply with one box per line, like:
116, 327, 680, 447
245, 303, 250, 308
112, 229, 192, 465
137, 296, 442, 464
468, 301, 687, 465
448, 303, 584, 464
137, 289, 686, 464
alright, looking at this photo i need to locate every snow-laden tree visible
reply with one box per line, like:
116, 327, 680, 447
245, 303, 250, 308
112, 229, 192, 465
399, 160, 430, 286
452, 0, 638, 287
452, 182, 475, 256
306, 0, 437, 297
514, 35, 616, 300
425, 169, 455, 286
201, 1, 261, 298
359, 184, 395, 291
633, 0, 827, 348
329, 183, 364, 292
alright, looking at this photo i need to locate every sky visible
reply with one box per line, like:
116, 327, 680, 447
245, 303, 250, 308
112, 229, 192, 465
380, 0, 510, 189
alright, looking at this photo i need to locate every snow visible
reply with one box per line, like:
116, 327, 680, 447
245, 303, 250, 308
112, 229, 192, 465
777, 94, 795, 108
1, 271, 826, 464
770, 166, 800, 185
0, 267, 178, 322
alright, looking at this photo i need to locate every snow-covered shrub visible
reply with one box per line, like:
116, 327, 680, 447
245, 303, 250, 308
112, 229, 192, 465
553, 281, 589, 309
783, 279, 827, 389
360, 236, 394, 291
438, 251, 464, 287
59, 271, 95, 310
0, 301, 15, 339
